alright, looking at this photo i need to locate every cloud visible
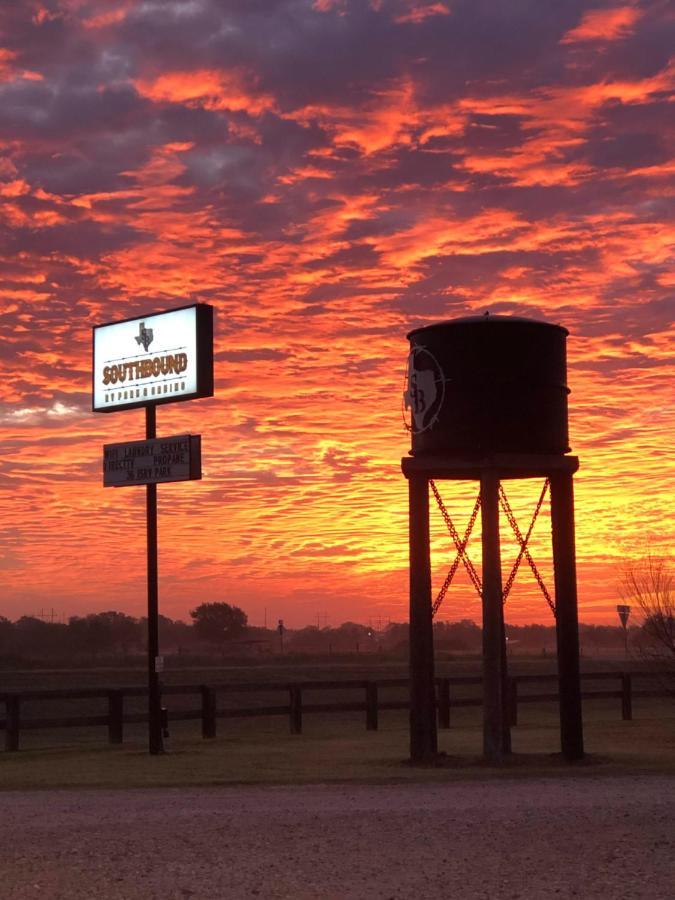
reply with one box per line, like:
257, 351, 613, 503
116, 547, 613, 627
0, 0, 672, 625
394, 4, 451, 26
0, 400, 84, 426
316, 442, 371, 481
561, 4, 643, 44
134, 68, 276, 116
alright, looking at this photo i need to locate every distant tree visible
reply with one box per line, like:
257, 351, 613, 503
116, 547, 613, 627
189, 602, 248, 646
577, 623, 626, 656
506, 623, 553, 651
156, 615, 196, 651
436, 619, 482, 653
243, 625, 276, 656
13, 616, 68, 658
330, 621, 370, 653
380, 622, 409, 656
621, 555, 674, 663
0, 616, 13, 654
287, 626, 326, 654
68, 611, 141, 658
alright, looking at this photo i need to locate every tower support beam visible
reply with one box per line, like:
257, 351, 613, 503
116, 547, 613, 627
550, 471, 584, 761
408, 474, 438, 763
403, 453, 583, 763
480, 470, 510, 761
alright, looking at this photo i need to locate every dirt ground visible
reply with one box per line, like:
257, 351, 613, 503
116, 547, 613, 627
1, 775, 672, 899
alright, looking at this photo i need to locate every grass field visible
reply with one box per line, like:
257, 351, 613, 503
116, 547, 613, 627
0, 653, 639, 691
1, 658, 673, 790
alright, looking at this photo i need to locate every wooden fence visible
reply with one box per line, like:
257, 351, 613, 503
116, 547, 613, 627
0, 670, 671, 751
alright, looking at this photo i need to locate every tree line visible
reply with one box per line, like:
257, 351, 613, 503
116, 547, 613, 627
0, 603, 248, 665
0, 602, 659, 666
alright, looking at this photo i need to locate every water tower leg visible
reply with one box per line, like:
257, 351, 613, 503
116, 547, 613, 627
500, 616, 512, 754
408, 474, 438, 763
550, 471, 584, 761
480, 470, 509, 761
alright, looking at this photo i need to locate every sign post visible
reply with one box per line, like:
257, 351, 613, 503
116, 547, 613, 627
146, 405, 162, 754
616, 604, 631, 658
94, 303, 213, 755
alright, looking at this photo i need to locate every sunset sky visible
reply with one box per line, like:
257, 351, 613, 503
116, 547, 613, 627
0, 0, 673, 628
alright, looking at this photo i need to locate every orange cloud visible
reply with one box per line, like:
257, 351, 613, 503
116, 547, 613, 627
82, 8, 129, 29
456, 59, 675, 186
278, 165, 336, 185
0, 47, 43, 82
561, 4, 643, 43
313, 0, 347, 11
134, 69, 276, 116
0, 179, 31, 197
290, 78, 424, 154
395, 3, 451, 25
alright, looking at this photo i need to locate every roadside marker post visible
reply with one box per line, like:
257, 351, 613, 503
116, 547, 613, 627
617, 604, 631, 658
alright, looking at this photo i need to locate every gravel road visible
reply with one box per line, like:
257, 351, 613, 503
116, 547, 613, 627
1, 776, 673, 899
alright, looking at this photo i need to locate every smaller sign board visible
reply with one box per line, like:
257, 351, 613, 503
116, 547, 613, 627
616, 604, 631, 628
103, 435, 201, 487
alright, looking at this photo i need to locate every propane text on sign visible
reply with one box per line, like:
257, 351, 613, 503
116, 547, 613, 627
103, 435, 201, 487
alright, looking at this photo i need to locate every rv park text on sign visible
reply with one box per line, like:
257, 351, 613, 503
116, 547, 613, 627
103, 435, 202, 487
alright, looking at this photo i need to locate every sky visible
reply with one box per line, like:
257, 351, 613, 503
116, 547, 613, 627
0, 0, 673, 629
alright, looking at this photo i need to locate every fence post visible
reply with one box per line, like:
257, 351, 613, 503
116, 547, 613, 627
107, 690, 124, 744
201, 685, 217, 739
437, 678, 450, 729
365, 682, 378, 731
289, 685, 302, 734
5, 695, 20, 752
621, 673, 633, 721
509, 678, 519, 727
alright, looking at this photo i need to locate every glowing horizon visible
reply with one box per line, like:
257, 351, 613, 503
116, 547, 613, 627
0, 0, 672, 628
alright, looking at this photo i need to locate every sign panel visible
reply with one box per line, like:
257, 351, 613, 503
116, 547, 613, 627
616, 604, 631, 628
93, 303, 213, 413
103, 435, 201, 487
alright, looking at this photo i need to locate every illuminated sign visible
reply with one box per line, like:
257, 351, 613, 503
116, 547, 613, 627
93, 304, 213, 413
103, 435, 201, 487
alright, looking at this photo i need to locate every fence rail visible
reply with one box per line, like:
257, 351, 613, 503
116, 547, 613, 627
1, 670, 671, 751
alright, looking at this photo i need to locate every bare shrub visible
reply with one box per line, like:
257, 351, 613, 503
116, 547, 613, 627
620, 556, 674, 694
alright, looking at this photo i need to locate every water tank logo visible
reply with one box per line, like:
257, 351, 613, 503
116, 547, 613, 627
403, 346, 445, 433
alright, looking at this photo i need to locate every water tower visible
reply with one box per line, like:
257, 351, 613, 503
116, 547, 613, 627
402, 315, 584, 763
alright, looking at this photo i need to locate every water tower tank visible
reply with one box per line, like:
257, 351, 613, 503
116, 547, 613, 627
405, 315, 570, 457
